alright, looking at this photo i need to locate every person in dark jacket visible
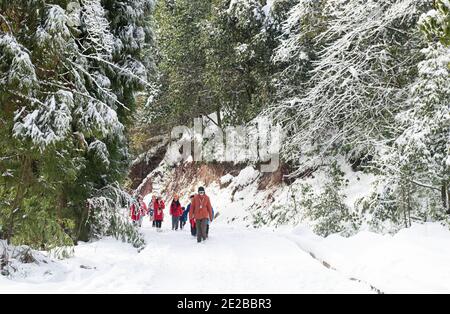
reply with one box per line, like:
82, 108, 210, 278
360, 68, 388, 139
180, 206, 189, 230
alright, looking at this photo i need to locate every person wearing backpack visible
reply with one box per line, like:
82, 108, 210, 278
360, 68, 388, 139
187, 195, 196, 237
191, 187, 213, 243
170, 194, 183, 231
180, 206, 189, 230
154, 196, 165, 232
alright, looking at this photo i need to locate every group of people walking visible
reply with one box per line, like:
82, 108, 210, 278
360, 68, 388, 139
129, 186, 214, 243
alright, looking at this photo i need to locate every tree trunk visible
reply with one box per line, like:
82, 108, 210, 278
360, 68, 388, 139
402, 187, 408, 228
216, 106, 222, 129
7, 184, 24, 244
442, 181, 450, 215
76, 202, 90, 243
407, 187, 412, 227
6, 156, 32, 244
57, 189, 68, 220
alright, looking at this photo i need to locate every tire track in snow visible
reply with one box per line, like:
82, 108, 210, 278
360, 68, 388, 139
284, 235, 385, 294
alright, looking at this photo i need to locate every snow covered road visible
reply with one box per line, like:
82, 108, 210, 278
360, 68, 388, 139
0, 222, 372, 294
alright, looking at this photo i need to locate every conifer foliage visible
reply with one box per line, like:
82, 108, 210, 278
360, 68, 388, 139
267, 0, 449, 233
0, 0, 155, 249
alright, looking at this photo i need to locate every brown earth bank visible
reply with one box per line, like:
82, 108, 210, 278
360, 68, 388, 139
131, 160, 300, 200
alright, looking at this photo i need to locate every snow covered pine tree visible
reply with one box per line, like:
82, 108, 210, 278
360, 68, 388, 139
0, 0, 155, 249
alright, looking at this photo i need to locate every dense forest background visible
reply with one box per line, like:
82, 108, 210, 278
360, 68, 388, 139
0, 0, 449, 251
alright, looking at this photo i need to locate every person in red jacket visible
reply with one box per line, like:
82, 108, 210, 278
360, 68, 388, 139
130, 199, 140, 226
170, 194, 183, 231
153, 196, 165, 232
190, 187, 213, 243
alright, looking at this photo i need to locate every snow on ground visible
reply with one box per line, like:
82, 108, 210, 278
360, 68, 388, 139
2, 219, 450, 293
0, 220, 371, 294
287, 222, 450, 294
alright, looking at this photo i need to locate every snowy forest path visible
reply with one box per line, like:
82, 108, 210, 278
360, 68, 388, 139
117, 222, 373, 293
1, 221, 373, 293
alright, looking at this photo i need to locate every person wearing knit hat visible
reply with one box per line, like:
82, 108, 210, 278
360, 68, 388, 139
191, 186, 213, 243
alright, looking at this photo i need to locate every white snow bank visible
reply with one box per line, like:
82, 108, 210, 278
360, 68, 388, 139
288, 222, 450, 293
220, 174, 234, 185
0, 241, 61, 280
232, 166, 259, 188
262, 0, 275, 17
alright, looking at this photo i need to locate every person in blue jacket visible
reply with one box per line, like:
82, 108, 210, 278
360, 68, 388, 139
180, 206, 189, 230
206, 208, 214, 238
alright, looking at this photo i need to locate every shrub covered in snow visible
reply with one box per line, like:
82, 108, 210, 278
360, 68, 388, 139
87, 184, 145, 248
301, 185, 361, 237
220, 174, 234, 186
0, 240, 57, 277
232, 166, 260, 188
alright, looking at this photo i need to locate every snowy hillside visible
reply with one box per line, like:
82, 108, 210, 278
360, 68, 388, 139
138, 156, 377, 231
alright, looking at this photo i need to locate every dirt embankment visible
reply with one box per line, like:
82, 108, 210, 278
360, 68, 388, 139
129, 136, 170, 192
135, 160, 294, 199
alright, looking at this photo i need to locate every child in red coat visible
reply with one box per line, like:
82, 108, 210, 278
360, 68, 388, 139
170, 194, 183, 231
153, 196, 165, 231
130, 201, 140, 226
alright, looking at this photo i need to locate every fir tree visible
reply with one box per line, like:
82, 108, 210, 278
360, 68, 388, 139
0, 0, 155, 247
